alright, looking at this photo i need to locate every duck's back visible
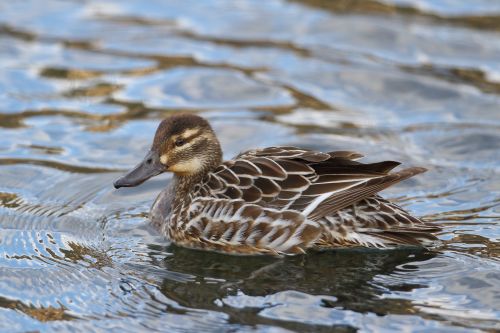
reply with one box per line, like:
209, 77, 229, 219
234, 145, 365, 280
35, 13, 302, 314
174, 147, 440, 254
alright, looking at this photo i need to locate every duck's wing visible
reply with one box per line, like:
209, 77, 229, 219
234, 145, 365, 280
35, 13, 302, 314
204, 146, 421, 221
186, 146, 436, 253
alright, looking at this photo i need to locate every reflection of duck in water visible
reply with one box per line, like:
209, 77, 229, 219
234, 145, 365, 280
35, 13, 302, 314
114, 114, 441, 255
157, 246, 437, 316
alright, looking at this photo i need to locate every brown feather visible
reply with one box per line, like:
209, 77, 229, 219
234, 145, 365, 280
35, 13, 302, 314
328, 151, 364, 160
217, 167, 240, 185
238, 176, 253, 188
297, 151, 331, 162
301, 181, 360, 196
232, 159, 262, 177
207, 174, 223, 191
239, 205, 263, 220
308, 167, 427, 220
275, 159, 315, 174
250, 157, 287, 179
241, 186, 262, 203
310, 161, 400, 175
224, 186, 243, 199
254, 178, 281, 196
316, 174, 380, 183
276, 174, 310, 191
277, 190, 301, 200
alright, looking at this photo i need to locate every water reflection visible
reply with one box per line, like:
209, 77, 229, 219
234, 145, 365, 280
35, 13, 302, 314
159, 247, 436, 315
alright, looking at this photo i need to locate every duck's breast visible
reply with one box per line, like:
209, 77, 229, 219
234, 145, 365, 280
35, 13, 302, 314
150, 185, 173, 233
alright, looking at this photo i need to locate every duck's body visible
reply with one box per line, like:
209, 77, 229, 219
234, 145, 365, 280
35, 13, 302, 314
114, 114, 440, 255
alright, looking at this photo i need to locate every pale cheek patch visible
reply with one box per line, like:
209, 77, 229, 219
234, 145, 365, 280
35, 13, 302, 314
169, 157, 204, 174
160, 154, 168, 165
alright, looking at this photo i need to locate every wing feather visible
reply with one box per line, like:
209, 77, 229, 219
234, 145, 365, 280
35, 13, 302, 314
307, 167, 427, 220
207, 148, 424, 220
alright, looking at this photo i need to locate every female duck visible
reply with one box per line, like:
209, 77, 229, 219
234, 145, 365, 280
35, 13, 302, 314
114, 114, 440, 255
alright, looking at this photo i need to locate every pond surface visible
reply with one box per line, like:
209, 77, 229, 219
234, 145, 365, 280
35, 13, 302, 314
0, 0, 499, 332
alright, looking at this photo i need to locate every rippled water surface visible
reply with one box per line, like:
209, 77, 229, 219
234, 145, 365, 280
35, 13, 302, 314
1, 1, 499, 332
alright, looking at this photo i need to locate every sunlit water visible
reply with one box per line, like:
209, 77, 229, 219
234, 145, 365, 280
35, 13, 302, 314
0, 0, 499, 332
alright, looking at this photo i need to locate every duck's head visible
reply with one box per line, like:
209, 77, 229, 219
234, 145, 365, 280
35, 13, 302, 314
113, 114, 222, 189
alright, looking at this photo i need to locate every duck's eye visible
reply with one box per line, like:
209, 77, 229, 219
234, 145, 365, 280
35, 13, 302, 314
175, 138, 186, 147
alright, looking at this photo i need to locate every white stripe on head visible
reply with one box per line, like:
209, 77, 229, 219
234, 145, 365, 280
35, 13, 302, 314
180, 128, 201, 139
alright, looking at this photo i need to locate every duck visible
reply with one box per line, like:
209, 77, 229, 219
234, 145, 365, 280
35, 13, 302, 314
113, 113, 441, 255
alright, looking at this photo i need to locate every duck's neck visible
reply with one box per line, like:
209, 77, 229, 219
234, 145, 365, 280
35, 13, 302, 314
174, 172, 203, 194
171, 169, 210, 210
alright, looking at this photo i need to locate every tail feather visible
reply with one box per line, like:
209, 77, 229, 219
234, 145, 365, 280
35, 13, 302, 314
316, 196, 442, 249
366, 229, 440, 248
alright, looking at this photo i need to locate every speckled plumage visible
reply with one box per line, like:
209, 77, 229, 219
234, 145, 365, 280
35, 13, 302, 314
116, 114, 441, 255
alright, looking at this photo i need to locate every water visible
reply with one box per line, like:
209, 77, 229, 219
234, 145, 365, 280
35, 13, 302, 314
0, 0, 499, 332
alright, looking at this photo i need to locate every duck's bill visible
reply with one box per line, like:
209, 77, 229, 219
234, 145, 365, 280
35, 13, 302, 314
113, 150, 165, 189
